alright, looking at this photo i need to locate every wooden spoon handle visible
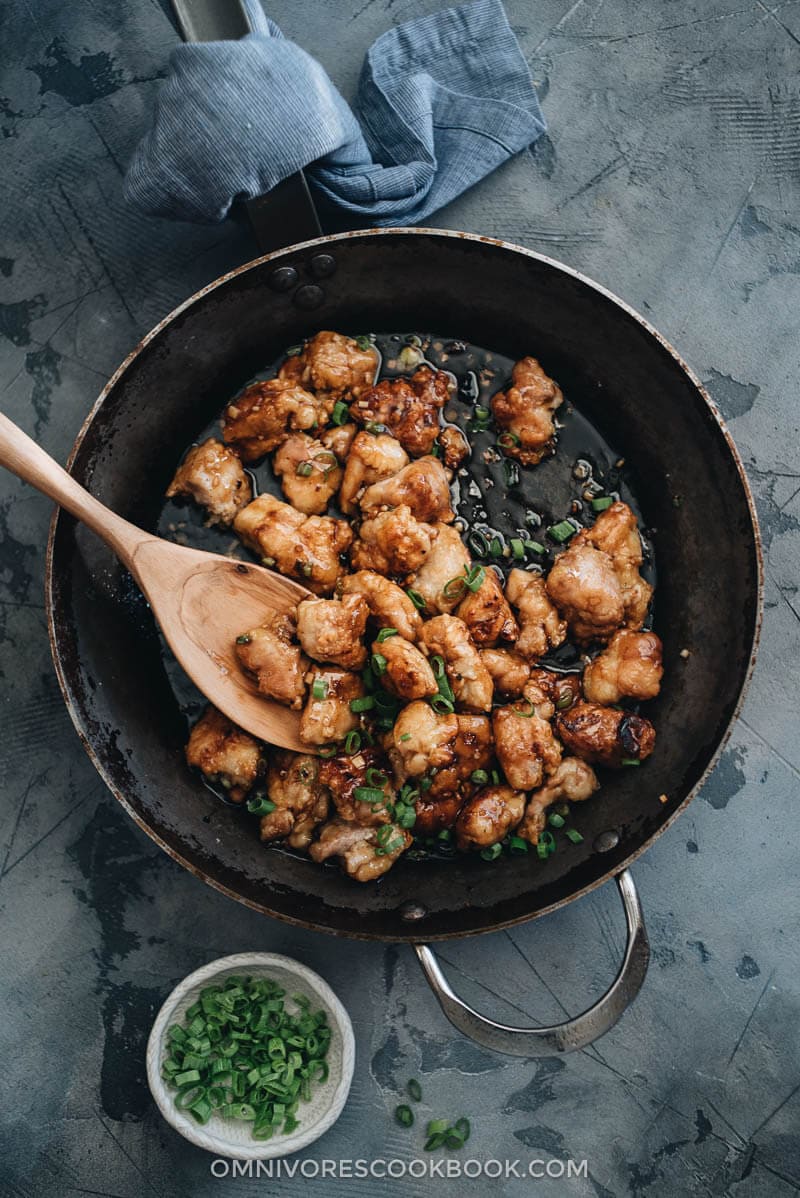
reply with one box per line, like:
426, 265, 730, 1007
0, 411, 149, 564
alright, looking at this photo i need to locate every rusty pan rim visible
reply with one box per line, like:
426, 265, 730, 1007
45, 227, 764, 941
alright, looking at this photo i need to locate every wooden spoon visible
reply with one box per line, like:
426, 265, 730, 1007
0, 412, 312, 751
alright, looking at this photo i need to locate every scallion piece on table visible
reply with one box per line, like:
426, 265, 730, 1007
548, 520, 577, 543
395, 1104, 414, 1128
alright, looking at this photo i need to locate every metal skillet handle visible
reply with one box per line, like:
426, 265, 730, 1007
414, 870, 649, 1057
170, 0, 323, 254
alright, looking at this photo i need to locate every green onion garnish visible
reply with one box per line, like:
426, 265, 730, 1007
395, 804, 417, 829
353, 786, 386, 804
490, 769, 500, 785
556, 688, 574, 710
443, 574, 467, 600
468, 530, 490, 557
312, 678, 328, 700
430, 695, 454, 714
592, 496, 614, 512
376, 627, 398, 643
332, 401, 349, 426
565, 828, 584, 843
548, 520, 577, 543
548, 812, 565, 828
480, 843, 503, 861
295, 461, 313, 477
406, 588, 426, 610
497, 431, 520, 450
365, 421, 386, 435
371, 653, 388, 675
510, 538, 525, 560
430, 655, 446, 680
349, 694, 374, 713
285, 344, 303, 356
464, 564, 486, 592
489, 536, 503, 557
470, 769, 489, 784
513, 699, 535, 718
247, 794, 277, 815
344, 730, 361, 754
300, 562, 313, 577
621, 758, 641, 766
400, 732, 411, 741
395, 1104, 414, 1128
508, 836, 528, 854
365, 767, 388, 787
355, 334, 373, 351
537, 830, 556, 859
524, 540, 545, 554
503, 460, 520, 488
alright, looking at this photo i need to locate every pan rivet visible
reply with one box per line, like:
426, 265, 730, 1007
293, 284, 325, 310
399, 901, 428, 922
268, 266, 298, 292
309, 253, 336, 279
594, 830, 620, 853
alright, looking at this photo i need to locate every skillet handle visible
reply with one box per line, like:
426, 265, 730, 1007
413, 869, 649, 1056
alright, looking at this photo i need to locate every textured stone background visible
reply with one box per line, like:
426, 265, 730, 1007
1, 1, 799, 1195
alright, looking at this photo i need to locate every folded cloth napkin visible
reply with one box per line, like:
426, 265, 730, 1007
124, 0, 545, 226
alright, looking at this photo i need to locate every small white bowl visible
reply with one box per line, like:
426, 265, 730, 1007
146, 952, 355, 1160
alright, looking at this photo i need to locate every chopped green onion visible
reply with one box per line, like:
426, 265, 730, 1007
349, 695, 375, 713
395, 804, 417, 829
480, 843, 503, 861
406, 588, 426, 610
548, 812, 565, 828
592, 496, 614, 512
332, 401, 349, 426
508, 836, 528, 855
425, 1134, 446, 1151
556, 688, 574, 710
431, 443, 441, 457
524, 540, 545, 554
366, 767, 388, 787
621, 758, 641, 766
261, 556, 276, 567
503, 460, 520, 488
489, 536, 503, 557
470, 769, 489, 784
400, 732, 411, 741
454, 1117, 471, 1142
355, 334, 373, 351
175, 1069, 202, 1088
353, 786, 386, 805
312, 678, 328, 701
430, 694, 454, 715
430, 655, 446, 680
247, 795, 277, 816
295, 461, 313, 477
443, 574, 467, 600
490, 769, 500, 785
395, 1104, 414, 1128
565, 828, 584, 844
427, 1118, 450, 1135
468, 530, 490, 557
317, 746, 337, 758
300, 562, 313, 577
548, 520, 577, 543
464, 564, 486, 592
407, 1078, 422, 1102
473, 405, 490, 425
510, 538, 525, 559
365, 421, 386, 435
376, 627, 398, 643
344, 730, 361, 754
236, 634, 252, 645
371, 653, 388, 675
497, 431, 521, 450
537, 830, 556, 859
513, 699, 535, 718
285, 344, 303, 356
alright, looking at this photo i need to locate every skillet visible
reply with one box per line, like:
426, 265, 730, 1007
45, 225, 762, 1054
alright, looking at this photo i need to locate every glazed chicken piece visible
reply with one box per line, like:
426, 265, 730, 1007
414, 714, 492, 837
309, 819, 412, 882
391, 700, 458, 778
555, 701, 656, 767
412, 793, 465, 838
272, 432, 343, 516
234, 493, 352, 595
321, 422, 358, 460
479, 648, 531, 698
339, 431, 409, 515
490, 356, 563, 466
527, 668, 582, 713
518, 758, 599, 845
350, 504, 432, 576
318, 747, 394, 826
349, 367, 450, 457
222, 378, 329, 461
583, 630, 663, 705
419, 615, 494, 713
166, 438, 252, 526
407, 523, 471, 614
438, 425, 470, 470
340, 570, 422, 642
261, 752, 329, 849
457, 568, 519, 648
298, 668, 363, 747
234, 613, 308, 709
573, 501, 653, 629
186, 706, 263, 801
492, 701, 562, 791
375, 634, 438, 701
505, 568, 567, 661
296, 593, 369, 670
455, 785, 526, 851
278, 330, 379, 403
360, 456, 455, 524
545, 542, 624, 644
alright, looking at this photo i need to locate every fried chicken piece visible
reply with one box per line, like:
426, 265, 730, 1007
583, 630, 663, 705
360, 456, 455, 524
406, 523, 471, 614
505, 568, 567, 661
545, 542, 624, 644
350, 504, 432, 576
375, 635, 438, 701
419, 614, 493, 713
391, 700, 458, 778
298, 669, 363, 747
222, 379, 329, 461
321, 422, 357, 460
340, 571, 423, 642
318, 747, 394, 826
555, 701, 656, 767
490, 356, 563, 466
186, 706, 263, 801
479, 648, 531, 698
278, 331, 378, 403
492, 702, 562, 791
457, 568, 519, 648
427, 714, 493, 800
527, 668, 582, 713
234, 493, 352, 595
309, 818, 411, 882
438, 425, 470, 470
234, 613, 308, 709
518, 758, 599, 845
296, 594, 369, 670
573, 501, 653, 629
339, 432, 409, 515
166, 438, 252, 526
261, 751, 329, 849
412, 793, 465, 837
455, 785, 526, 851
272, 432, 343, 515
349, 367, 449, 457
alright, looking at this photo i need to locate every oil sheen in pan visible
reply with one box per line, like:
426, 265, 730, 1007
156, 333, 657, 830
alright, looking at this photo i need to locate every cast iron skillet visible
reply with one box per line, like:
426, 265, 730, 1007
45, 227, 762, 1054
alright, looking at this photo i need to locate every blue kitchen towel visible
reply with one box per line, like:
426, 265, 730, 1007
124, 0, 545, 226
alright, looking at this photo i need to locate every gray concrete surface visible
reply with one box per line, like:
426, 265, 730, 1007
1, 1, 799, 1195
